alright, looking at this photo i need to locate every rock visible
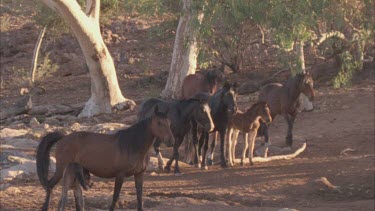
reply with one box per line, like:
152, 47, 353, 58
89, 123, 127, 134
2, 138, 39, 149
0, 128, 29, 139
44, 116, 61, 126
0, 95, 32, 120
0, 183, 10, 190
4, 187, 21, 194
28, 128, 47, 139
29, 117, 40, 127
128, 57, 136, 64
71, 122, 81, 131
19, 87, 29, 95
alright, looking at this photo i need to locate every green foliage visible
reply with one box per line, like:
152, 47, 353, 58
36, 53, 59, 82
332, 51, 361, 88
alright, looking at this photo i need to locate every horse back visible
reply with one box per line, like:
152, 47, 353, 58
181, 74, 207, 100
259, 83, 283, 116
138, 98, 169, 120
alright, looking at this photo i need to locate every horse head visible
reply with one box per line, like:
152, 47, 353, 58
191, 93, 215, 132
298, 72, 315, 101
257, 102, 272, 124
151, 105, 175, 147
221, 81, 238, 114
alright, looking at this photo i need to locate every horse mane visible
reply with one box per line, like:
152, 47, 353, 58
116, 118, 152, 152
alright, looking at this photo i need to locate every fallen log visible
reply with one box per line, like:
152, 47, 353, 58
0, 95, 32, 120
235, 143, 307, 163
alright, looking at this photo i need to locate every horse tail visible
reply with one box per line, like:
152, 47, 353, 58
73, 163, 89, 191
36, 131, 65, 190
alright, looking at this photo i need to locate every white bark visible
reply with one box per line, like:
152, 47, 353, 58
40, 0, 135, 117
30, 26, 47, 86
296, 40, 314, 111
161, 0, 203, 99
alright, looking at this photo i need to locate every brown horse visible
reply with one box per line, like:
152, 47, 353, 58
258, 72, 315, 146
180, 70, 222, 99
57, 163, 88, 211
36, 106, 174, 211
227, 102, 272, 166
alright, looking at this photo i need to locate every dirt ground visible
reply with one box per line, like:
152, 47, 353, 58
1, 77, 374, 210
1, 2, 374, 210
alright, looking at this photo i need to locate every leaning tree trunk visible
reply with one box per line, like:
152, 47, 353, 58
41, 0, 135, 117
295, 40, 314, 111
160, 0, 203, 99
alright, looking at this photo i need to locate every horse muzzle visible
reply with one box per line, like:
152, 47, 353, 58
164, 135, 175, 147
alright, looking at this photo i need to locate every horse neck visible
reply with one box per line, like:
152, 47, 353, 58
285, 77, 302, 104
178, 100, 198, 122
244, 106, 262, 124
209, 89, 225, 114
117, 118, 155, 156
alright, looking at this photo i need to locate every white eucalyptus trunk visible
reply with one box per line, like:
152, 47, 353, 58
161, 0, 203, 99
296, 41, 314, 111
41, 0, 135, 117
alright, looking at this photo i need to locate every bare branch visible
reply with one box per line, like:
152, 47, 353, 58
86, 0, 100, 23
30, 25, 47, 86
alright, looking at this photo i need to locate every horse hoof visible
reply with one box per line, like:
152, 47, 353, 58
201, 165, 208, 170
228, 162, 234, 167
207, 159, 214, 166
188, 161, 194, 166
240, 162, 244, 166
195, 164, 201, 168
285, 140, 293, 146
221, 162, 228, 168
164, 167, 171, 173
174, 172, 182, 177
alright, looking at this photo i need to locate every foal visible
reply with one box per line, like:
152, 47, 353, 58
37, 106, 174, 211
258, 72, 315, 146
227, 102, 272, 167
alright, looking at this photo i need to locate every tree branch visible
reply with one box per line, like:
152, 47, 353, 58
86, 0, 100, 24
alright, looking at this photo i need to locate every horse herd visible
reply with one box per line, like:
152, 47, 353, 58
36, 71, 315, 211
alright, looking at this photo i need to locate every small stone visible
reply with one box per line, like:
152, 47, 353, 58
150, 172, 158, 176
128, 57, 136, 64
19, 87, 29, 95
342, 105, 350, 109
29, 117, 40, 127
4, 187, 21, 194
71, 122, 81, 131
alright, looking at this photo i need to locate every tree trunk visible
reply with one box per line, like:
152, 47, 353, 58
30, 25, 47, 86
41, 0, 135, 117
160, 0, 203, 99
296, 40, 314, 111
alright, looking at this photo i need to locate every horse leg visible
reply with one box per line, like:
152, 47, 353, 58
73, 184, 84, 211
232, 130, 239, 165
241, 133, 248, 166
201, 132, 209, 170
57, 171, 70, 211
198, 132, 205, 162
43, 164, 64, 211
219, 130, 227, 168
134, 172, 144, 211
192, 121, 201, 168
248, 130, 258, 165
153, 139, 165, 171
207, 132, 217, 166
261, 122, 271, 145
109, 176, 124, 211
173, 140, 183, 176
227, 128, 234, 167
284, 114, 294, 146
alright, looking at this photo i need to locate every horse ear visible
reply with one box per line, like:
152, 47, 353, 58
154, 105, 159, 116
232, 82, 238, 90
223, 81, 230, 89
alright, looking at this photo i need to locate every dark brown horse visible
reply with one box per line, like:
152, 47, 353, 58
180, 70, 222, 99
36, 106, 174, 211
258, 72, 315, 146
227, 102, 272, 166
